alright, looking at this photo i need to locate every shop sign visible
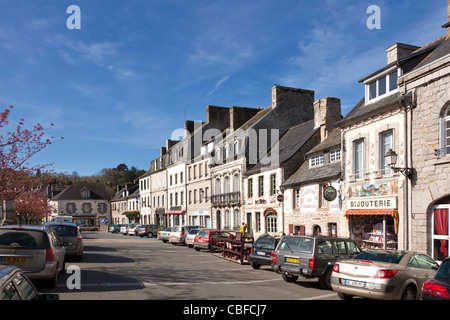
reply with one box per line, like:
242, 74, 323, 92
194, 211, 209, 216
323, 186, 337, 201
348, 196, 397, 210
301, 185, 317, 213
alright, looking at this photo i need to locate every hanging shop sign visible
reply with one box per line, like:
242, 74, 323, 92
348, 196, 397, 210
323, 186, 337, 202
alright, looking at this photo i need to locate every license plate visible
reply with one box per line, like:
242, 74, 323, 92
344, 279, 366, 288
286, 257, 299, 263
257, 251, 266, 256
0, 257, 27, 263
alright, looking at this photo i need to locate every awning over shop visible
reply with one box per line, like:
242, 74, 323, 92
344, 209, 398, 217
166, 210, 184, 214
122, 211, 140, 216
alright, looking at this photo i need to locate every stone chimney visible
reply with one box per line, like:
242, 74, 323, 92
313, 97, 342, 142
271, 85, 315, 124
206, 105, 230, 131
386, 43, 421, 64
442, 0, 450, 36
229, 106, 260, 130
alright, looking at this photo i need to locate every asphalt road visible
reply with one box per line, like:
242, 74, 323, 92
39, 231, 339, 301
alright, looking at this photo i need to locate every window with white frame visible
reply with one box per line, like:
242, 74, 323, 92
353, 139, 365, 180
367, 69, 398, 101
330, 149, 341, 162
380, 130, 393, 175
438, 104, 450, 157
310, 154, 324, 167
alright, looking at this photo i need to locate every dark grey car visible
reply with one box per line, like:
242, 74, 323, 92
44, 222, 84, 260
249, 235, 280, 269
272, 235, 362, 289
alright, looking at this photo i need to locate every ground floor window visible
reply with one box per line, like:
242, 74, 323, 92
266, 213, 277, 234
433, 205, 449, 261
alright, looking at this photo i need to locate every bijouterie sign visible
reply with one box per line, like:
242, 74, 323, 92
348, 196, 397, 210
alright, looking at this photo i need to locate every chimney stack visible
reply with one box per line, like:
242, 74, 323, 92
442, 0, 450, 36
386, 43, 420, 64
313, 97, 342, 142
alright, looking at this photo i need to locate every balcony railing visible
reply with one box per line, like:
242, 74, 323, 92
211, 192, 240, 206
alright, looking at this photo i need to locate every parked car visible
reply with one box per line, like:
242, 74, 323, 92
79, 224, 99, 231
44, 222, 83, 261
158, 227, 172, 243
137, 225, 162, 238
249, 235, 281, 269
421, 256, 450, 300
120, 224, 129, 235
127, 224, 139, 236
331, 250, 439, 300
185, 229, 200, 248
109, 224, 122, 233
169, 225, 202, 245
0, 265, 59, 300
194, 229, 231, 251
0, 225, 66, 288
272, 235, 362, 289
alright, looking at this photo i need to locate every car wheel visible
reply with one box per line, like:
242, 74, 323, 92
338, 292, 354, 300
318, 268, 332, 290
282, 273, 299, 283
148, 233, 153, 238
250, 261, 261, 269
162, 240, 168, 243
194, 247, 201, 251
401, 285, 417, 300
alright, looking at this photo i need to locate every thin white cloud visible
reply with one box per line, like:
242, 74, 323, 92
207, 75, 231, 95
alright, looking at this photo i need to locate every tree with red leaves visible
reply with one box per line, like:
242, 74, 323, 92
0, 106, 63, 222
15, 188, 55, 224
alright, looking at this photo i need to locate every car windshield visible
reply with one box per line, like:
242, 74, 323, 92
254, 237, 276, 249
0, 230, 49, 249
163, 228, 172, 231
197, 231, 208, 237
354, 251, 404, 264
436, 260, 450, 280
278, 237, 313, 253
188, 229, 199, 235
51, 226, 77, 237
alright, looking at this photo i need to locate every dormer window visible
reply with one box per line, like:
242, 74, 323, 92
330, 149, 341, 162
81, 188, 90, 198
310, 154, 324, 167
366, 69, 398, 102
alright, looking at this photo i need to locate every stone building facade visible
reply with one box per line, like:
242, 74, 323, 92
398, 17, 450, 260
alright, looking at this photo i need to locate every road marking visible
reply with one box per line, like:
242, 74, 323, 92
296, 293, 338, 300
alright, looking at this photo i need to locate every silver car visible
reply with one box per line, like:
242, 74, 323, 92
185, 229, 200, 248
44, 222, 84, 261
169, 225, 202, 245
0, 225, 66, 288
158, 227, 172, 243
331, 250, 439, 300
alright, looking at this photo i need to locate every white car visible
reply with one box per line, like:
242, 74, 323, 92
185, 229, 200, 248
158, 227, 172, 243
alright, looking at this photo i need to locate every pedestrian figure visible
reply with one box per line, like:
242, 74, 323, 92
240, 222, 246, 236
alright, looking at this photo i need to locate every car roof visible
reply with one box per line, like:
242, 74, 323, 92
0, 225, 46, 231
44, 222, 77, 227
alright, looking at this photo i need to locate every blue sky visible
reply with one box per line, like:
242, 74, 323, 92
0, 0, 447, 176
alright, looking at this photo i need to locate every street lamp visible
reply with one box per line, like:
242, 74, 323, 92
385, 149, 413, 178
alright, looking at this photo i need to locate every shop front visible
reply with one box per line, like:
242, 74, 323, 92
122, 211, 140, 224
166, 206, 185, 226
73, 214, 97, 227
345, 196, 399, 250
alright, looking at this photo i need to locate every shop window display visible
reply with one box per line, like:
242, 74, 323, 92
351, 215, 398, 250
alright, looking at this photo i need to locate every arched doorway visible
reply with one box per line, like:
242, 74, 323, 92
313, 225, 322, 236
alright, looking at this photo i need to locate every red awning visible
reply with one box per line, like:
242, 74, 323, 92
344, 209, 398, 217
165, 210, 184, 214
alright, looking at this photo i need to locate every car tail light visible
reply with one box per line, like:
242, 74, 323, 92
180, 231, 185, 236
374, 269, 398, 279
250, 248, 253, 254
422, 281, 450, 298
271, 251, 276, 264
309, 259, 316, 269
333, 264, 340, 273
77, 229, 83, 241
46, 248, 55, 262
